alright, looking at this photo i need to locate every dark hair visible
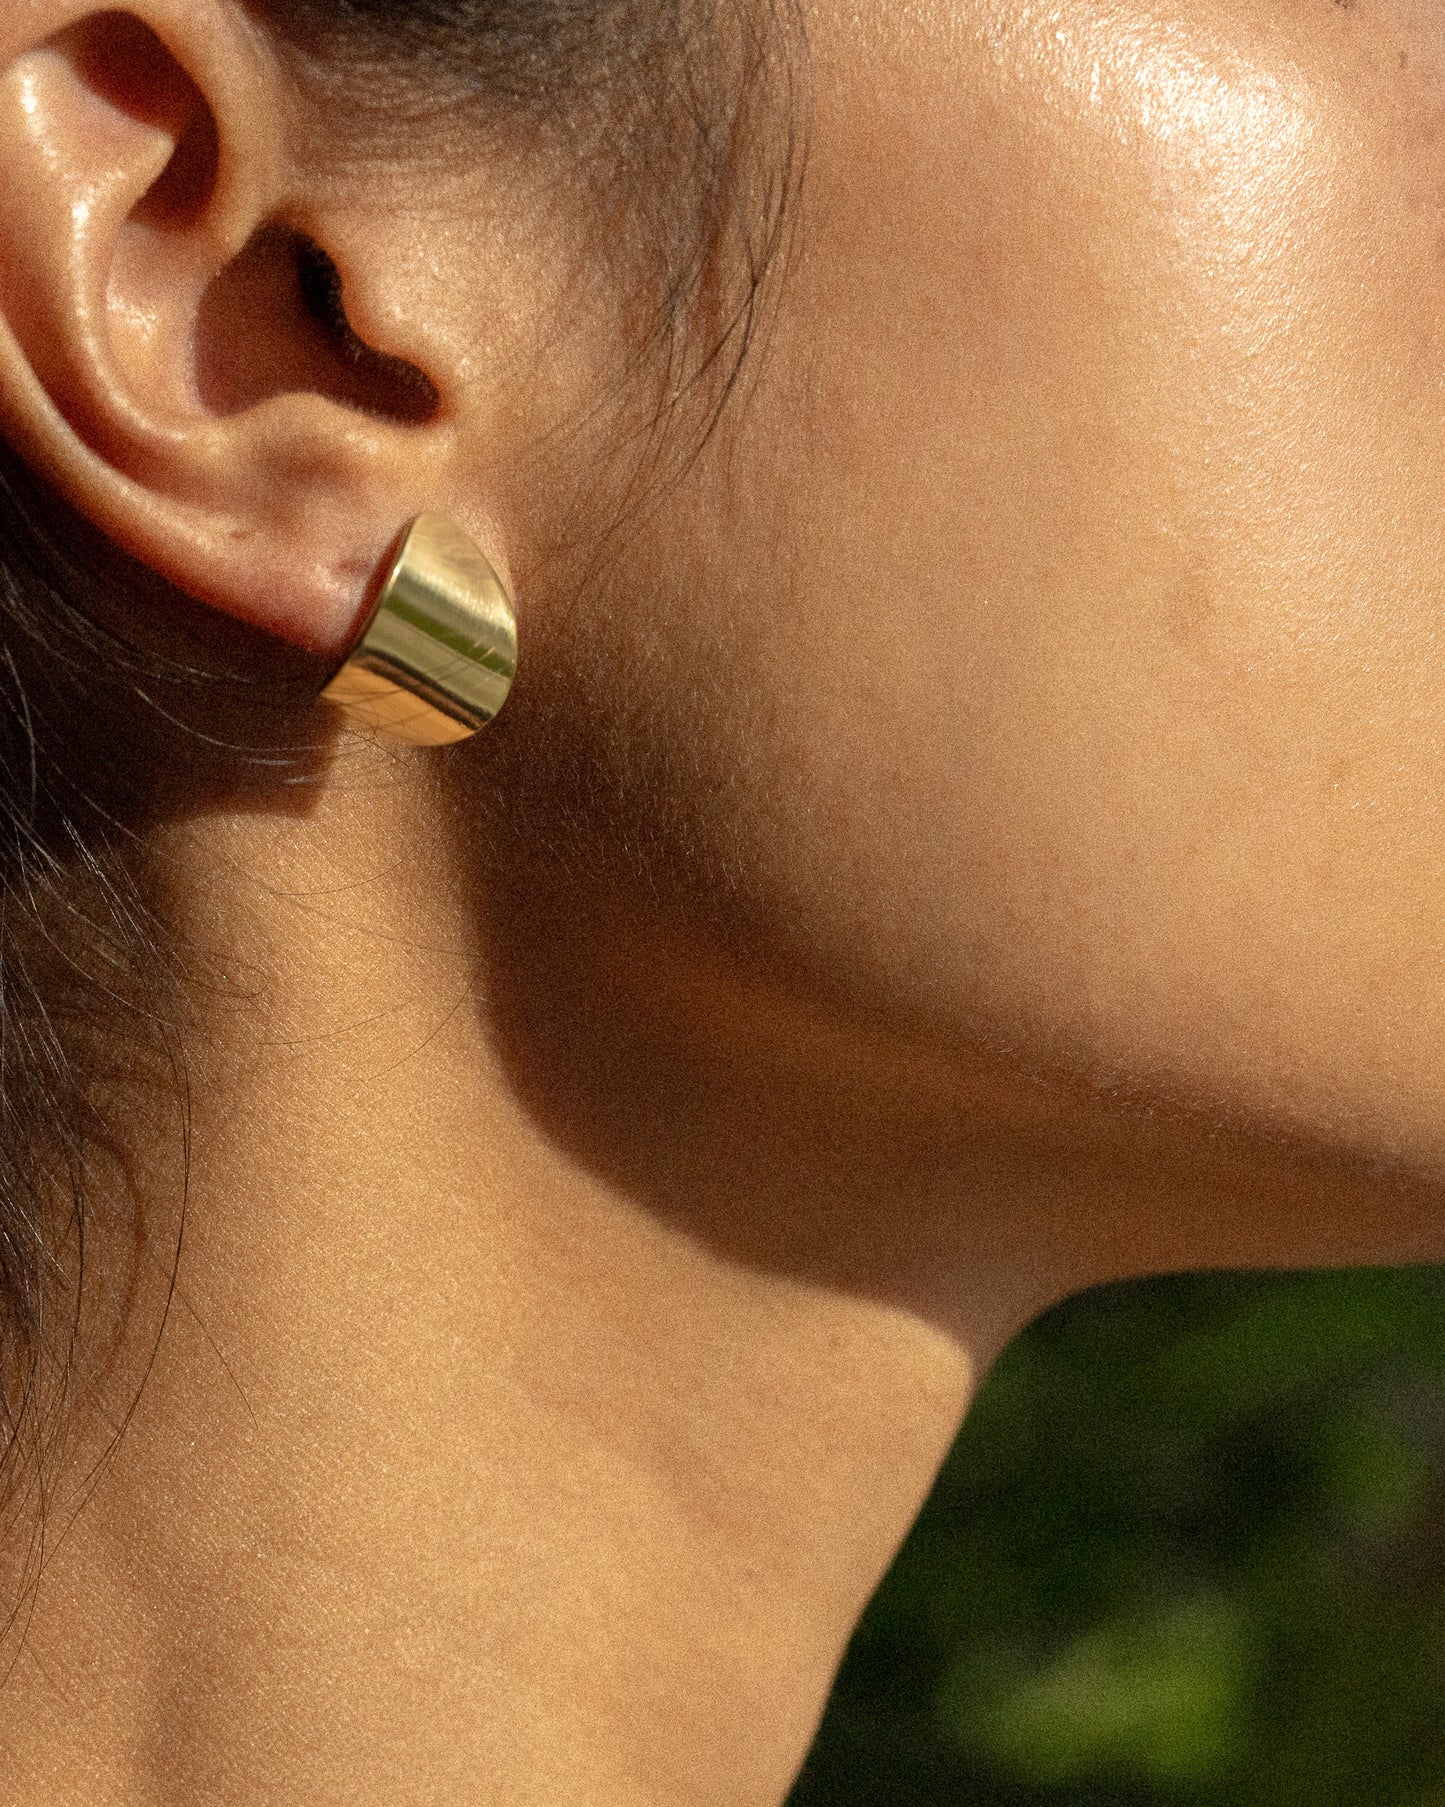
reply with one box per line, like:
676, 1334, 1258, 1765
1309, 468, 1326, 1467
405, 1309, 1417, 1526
0, 0, 801, 1638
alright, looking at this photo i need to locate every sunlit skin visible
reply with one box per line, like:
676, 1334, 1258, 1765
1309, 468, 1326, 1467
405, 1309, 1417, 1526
0, 0, 1439, 1802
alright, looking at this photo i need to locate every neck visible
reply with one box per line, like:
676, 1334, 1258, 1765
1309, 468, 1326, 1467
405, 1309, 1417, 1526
4, 747, 1426, 1804
0, 759, 980, 1807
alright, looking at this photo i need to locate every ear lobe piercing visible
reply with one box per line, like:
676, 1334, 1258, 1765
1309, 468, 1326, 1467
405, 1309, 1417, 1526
321, 514, 518, 745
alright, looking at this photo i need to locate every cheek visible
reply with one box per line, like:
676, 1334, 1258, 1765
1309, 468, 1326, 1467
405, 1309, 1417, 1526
592, 0, 1445, 1161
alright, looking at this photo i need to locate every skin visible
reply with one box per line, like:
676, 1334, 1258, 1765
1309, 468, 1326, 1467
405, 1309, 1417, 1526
0, 0, 1440, 1800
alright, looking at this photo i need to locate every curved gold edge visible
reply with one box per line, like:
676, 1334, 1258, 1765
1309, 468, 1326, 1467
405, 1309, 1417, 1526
320, 662, 479, 747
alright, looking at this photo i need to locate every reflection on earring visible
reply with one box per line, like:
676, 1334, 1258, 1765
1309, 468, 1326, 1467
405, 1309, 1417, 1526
321, 513, 518, 746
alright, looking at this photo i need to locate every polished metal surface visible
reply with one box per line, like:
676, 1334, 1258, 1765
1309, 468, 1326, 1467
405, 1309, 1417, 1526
321, 514, 518, 746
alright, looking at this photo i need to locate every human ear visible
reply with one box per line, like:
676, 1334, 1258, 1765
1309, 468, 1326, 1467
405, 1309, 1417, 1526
0, 0, 453, 655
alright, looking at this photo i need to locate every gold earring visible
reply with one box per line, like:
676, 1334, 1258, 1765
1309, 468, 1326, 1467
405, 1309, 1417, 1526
321, 514, 518, 746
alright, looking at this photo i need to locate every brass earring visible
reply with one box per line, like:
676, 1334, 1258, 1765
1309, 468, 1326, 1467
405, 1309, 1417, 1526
321, 514, 518, 746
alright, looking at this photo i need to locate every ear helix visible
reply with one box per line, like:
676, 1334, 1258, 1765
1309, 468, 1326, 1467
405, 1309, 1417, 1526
321, 515, 518, 745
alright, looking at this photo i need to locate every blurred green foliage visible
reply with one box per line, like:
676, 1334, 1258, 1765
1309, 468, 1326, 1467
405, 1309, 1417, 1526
788, 1269, 1445, 1807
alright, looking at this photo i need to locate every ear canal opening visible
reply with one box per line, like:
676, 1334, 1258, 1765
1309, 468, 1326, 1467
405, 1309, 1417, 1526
194, 227, 440, 426
296, 239, 441, 424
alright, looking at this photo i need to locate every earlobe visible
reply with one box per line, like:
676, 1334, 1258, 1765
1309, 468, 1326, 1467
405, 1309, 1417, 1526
0, 2, 453, 656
